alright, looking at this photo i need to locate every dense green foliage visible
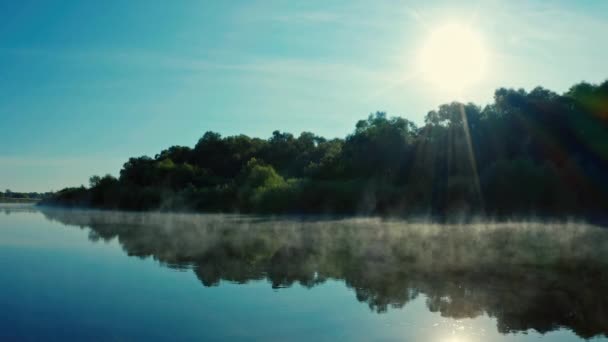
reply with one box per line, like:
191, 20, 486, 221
42, 80, 608, 219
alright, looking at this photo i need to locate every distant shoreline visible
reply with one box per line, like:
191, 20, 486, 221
0, 198, 40, 204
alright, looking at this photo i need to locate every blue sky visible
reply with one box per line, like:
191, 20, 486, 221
1, 0, 607, 192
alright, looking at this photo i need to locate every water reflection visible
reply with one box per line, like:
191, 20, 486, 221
40, 209, 608, 339
2, 203, 39, 215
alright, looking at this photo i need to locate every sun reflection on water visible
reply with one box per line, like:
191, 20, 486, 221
440, 337, 468, 342
432, 317, 486, 342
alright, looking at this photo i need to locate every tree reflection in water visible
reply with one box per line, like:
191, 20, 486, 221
41, 209, 608, 339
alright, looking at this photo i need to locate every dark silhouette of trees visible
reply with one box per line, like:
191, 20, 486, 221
41, 80, 608, 220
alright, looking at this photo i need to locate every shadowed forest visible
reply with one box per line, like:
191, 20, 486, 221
41, 209, 608, 339
42, 80, 608, 219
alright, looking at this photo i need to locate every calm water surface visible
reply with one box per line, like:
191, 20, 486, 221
1, 204, 607, 341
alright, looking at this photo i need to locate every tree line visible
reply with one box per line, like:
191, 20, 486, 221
41, 80, 608, 220
0, 189, 52, 201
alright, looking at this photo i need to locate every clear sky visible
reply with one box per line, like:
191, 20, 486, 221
1, 0, 607, 192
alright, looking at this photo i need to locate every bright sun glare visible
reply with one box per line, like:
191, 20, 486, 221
418, 23, 488, 95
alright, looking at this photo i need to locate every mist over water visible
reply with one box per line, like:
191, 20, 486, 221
33, 207, 608, 339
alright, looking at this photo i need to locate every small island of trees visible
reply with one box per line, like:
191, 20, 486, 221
41, 80, 608, 220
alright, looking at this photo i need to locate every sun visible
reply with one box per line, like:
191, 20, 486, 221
418, 23, 488, 95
